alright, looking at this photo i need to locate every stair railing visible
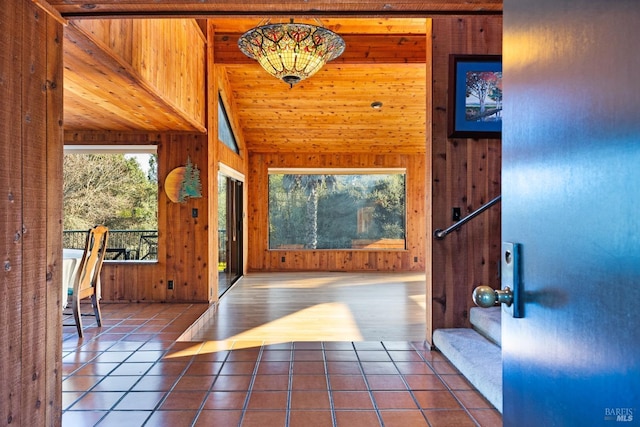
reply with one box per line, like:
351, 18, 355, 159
433, 195, 501, 240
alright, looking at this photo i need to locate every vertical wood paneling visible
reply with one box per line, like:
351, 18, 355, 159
159, 133, 209, 302
70, 18, 206, 132
247, 153, 267, 270
110, 20, 134, 64
44, 13, 64, 426
1, 2, 24, 424
71, 19, 134, 64
163, 133, 181, 301
135, 19, 206, 127
247, 152, 426, 272
431, 16, 502, 333
21, 6, 48, 425
218, 145, 245, 173
2, 1, 63, 425
157, 136, 173, 302
165, 134, 208, 301
207, 20, 220, 301
66, 132, 211, 304
424, 18, 434, 342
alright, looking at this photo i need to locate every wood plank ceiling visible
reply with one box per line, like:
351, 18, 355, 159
214, 18, 428, 154
63, 17, 429, 154
56, 1, 502, 154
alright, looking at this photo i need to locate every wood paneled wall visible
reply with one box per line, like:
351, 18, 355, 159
430, 16, 503, 337
1, 6, 502, 426
65, 131, 213, 303
247, 153, 427, 272
1, 1, 64, 425
68, 18, 206, 131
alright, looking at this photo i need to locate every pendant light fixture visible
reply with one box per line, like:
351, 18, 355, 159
238, 20, 345, 88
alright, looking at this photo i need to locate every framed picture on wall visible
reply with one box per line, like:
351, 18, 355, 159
448, 54, 502, 138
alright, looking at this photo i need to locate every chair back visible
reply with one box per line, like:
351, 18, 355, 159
73, 225, 109, 299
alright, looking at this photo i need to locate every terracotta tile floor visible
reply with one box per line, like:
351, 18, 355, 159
62, 283, 502, 426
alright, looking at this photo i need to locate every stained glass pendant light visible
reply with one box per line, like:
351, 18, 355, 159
238, 21, 345, 87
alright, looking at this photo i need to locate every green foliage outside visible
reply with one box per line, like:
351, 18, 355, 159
63, 153, 158, 230
269, 173, 406, 249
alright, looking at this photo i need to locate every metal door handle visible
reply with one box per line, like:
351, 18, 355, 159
472, 285, 513, 308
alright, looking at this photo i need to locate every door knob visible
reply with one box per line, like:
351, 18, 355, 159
472, 285, 513, 308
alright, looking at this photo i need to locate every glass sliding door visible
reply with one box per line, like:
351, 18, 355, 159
218, 173, 243, 297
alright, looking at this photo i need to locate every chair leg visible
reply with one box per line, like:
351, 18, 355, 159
91, 294, 102, 327
72, 295, 84, 338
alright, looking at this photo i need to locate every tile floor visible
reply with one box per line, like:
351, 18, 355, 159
62, 300, 502, 426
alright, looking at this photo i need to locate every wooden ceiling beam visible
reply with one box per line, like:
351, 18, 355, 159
50, 1, 502, 18
209, 17, 429, 35
214, 34, 427, 65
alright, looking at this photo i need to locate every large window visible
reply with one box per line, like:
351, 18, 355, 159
63, 147, 158, 261
268, 169, 406, 250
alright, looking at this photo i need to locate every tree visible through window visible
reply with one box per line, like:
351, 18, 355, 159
268, 170, 406, 250
63, 152, 158, 260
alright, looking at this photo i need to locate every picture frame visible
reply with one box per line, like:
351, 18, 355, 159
448, 54, 502, 138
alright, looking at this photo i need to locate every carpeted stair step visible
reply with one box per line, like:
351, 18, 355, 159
470, 306, 502, 346
433, 328, 502, 412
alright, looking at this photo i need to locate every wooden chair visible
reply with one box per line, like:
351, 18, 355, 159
68, 225, 109, 338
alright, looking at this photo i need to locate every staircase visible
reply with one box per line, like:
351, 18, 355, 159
432, 306, 502, 412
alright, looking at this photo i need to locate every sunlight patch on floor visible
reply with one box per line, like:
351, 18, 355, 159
164, 343, 205, 359
166, 302, 363, 355
249, 272, 426, 290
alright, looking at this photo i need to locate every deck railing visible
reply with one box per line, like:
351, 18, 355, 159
63, 229, 158, 260
65, 228, 230, 262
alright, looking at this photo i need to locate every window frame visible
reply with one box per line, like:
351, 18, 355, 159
267, 167, 407, 251
218, 93, 240, 154
63, 145, 159, 263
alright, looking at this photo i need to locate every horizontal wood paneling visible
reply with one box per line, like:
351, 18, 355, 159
247, 152, 426, 272
431, 16, 502, 336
